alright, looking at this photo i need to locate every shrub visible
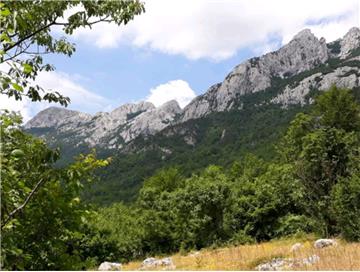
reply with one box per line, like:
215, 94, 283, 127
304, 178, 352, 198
332, 174, 360, 241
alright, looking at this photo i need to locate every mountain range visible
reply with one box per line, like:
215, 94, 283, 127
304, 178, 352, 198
26, 27, 360, 204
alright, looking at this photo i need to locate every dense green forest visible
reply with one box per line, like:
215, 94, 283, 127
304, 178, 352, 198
2, 87, 360, 270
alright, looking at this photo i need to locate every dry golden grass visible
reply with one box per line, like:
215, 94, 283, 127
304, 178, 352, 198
122, 236, 360, 270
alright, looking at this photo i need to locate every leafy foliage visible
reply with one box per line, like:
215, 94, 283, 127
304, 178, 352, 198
92, 87, 360, 264
278, 86, 360, 236
0, 111, 113, 270
332, 174, 360, 241
0, 0, 144, 105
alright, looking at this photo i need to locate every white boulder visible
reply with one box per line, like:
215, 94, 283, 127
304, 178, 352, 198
98, 261, 122, 271
314, 239, 337, 248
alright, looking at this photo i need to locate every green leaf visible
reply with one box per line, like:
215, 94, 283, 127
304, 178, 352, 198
11, 149, 25, 157
0, 8, 10, 17
22, 63, 33, 74
12, 83, 23, 92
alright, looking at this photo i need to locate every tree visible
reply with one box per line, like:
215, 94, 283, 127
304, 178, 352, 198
332, 174, 360, 241
0, 111, 111, 269
277, 86, 360, 236
314, 85, 360, 131
0, 0, 144, 105
225, 163, 306, 241
0, 2, 146, 269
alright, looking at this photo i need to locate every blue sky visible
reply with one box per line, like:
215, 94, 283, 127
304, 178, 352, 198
44, 42, 253, 105
1, 0, 359, 122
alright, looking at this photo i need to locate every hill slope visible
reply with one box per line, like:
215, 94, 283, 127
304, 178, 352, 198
26, 27, 360, 205
121, 237, 360, 271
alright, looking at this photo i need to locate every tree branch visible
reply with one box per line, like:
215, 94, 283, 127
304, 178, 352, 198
1, 178, 46, 230
2, 41, 32, 63
53, 15, 112, 27
3, 19, 57, 53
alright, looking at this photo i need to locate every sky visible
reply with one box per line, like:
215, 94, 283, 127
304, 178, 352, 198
1, 0, 360, 122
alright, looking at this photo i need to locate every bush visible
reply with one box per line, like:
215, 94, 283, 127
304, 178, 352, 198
274, 214, 316, 237
332, 174, 360, 241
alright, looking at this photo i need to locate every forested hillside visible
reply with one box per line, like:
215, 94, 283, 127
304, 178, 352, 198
86, 87, 360, 265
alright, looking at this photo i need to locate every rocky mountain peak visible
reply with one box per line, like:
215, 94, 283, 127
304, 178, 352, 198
158, 100, 181, 114
292, 28, 315, 40
183, 28, 330, 118
24, 107, 91, 129
25, 100, 184, 148
340, 27, 360, 59
25, 27, 360, 150
110, 101, 155, 120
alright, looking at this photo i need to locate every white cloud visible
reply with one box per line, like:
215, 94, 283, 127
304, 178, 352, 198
36, 71, 111, 113
69, 0, 359, 60
146, 80, 196, 108
0, 71, 112, 123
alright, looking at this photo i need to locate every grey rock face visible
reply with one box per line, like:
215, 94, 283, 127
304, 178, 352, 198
24, 107, 92, 129
117, 100, 181, 143
25, 27, 359, 149
182, 28, 330, 121
272, 66, 360, 106
83, 101, 156, 146
339, 27, 360, 59
181, 83, 221, 121
25, 100, 182, 148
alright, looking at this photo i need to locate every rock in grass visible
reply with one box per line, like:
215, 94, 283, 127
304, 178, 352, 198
290, 242, 303, 252
256, 254, 320, 270
302, 254, 320, 265
314, 239, 337, 248
140, 257, 175, 270
98, 262, 122, 271
256, 258, 288, 271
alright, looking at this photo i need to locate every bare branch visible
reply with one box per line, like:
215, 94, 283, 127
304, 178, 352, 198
53, 15, 112, 27
2, 41, 32, 63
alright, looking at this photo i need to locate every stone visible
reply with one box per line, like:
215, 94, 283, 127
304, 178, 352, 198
159, 257, 173, 266
256, 258, 287, 271
290, 242, 303, 252
302, 254, 320, 265
140, 257, 174, 270
314, 239, 337, 248
98, 262, 122, 271
256, 254, 320, 271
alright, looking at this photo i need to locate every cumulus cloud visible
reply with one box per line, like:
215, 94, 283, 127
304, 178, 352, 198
146, 80, 196, 108
0, 71, 112, 123
70, 0, 359, 60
